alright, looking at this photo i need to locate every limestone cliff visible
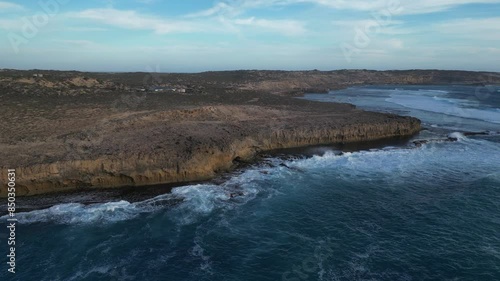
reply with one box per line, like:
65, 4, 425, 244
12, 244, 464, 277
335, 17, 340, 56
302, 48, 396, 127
0, 105, 420, 197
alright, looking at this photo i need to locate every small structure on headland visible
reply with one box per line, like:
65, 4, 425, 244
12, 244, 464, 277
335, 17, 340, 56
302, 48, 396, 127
149, 86, 187, 93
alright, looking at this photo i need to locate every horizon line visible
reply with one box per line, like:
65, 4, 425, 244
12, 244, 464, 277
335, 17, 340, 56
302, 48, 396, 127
2, 68, 499, 74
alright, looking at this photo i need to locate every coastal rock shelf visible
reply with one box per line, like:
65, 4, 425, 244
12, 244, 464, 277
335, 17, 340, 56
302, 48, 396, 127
0, 104, 420, 197
8, 69, 493, 197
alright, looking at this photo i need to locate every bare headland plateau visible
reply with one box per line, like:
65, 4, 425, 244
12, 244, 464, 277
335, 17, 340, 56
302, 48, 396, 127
1, 69, 499, 197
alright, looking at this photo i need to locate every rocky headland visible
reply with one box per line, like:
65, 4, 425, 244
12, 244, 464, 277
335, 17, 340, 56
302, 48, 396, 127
1, 69, 498, 197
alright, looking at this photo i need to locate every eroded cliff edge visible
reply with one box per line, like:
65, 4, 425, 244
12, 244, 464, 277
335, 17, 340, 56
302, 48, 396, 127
2, 69, 470, 197
0, 102, 420, 197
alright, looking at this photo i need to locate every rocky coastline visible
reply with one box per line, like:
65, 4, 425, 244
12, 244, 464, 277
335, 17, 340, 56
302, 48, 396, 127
0, 104, 421, 197
3, 68, 496, 197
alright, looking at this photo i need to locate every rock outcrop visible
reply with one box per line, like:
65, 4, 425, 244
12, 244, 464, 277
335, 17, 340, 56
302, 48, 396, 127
0, 105, 421, 197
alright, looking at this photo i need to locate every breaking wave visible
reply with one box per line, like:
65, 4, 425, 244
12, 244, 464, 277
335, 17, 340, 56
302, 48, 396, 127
6, 135, 499, 226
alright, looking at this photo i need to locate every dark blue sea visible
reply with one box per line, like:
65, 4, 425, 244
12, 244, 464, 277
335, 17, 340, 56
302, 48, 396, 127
2, 85, 500, 281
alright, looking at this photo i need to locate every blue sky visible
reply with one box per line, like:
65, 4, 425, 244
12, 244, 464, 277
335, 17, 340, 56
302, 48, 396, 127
1, 0, 500, 72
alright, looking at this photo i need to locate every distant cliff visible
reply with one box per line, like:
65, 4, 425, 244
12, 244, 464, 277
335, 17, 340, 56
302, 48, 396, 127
2, 69, 499, 97
234, 69, 500, 95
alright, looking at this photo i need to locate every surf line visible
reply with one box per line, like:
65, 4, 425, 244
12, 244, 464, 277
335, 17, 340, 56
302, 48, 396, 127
6, 169, 16, 274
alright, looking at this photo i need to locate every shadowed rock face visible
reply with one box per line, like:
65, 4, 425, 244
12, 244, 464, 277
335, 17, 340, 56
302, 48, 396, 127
0, 104, 420, 197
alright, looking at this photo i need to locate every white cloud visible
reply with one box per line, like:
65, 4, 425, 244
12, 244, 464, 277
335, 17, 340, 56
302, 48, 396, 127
0, 18, 22, 30
0, 1, 23, 11
185, 3, 236, 18
386, 38, 404, 48
70, 8, 201, 34
55, 39, 97, 48
399, 0, 500, 15
69, 8, 306, 36
331, 19, 404, 28
65, 27, 108, 32
190, 0, 500, 16
304, 0, 500, 14
233, 17, 306, 35
435, 17, 500, 40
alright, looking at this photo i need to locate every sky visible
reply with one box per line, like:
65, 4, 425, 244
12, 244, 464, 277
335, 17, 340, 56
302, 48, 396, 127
0, 0, 500, 72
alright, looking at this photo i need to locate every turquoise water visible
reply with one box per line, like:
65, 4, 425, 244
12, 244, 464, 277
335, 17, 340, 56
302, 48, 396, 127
2, 85, 500, 281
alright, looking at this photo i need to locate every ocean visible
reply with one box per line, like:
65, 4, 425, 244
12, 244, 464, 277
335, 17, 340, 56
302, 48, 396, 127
2, 85, 500, 281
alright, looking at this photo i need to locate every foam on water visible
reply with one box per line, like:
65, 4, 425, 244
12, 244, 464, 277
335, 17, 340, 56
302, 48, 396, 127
306, 86, 500, 132
10, 201, 144, 224
5, 167, 277, 225
387, 93, 500, 124
418, 89, 449, 94
7, 136, 499, 226
5, 85, 500, 281
291, 136, 500, 189
448, 132, 467, 140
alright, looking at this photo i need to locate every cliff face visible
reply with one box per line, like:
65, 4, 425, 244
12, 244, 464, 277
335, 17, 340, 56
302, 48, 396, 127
5, 69, 498, 197
0, 104, 420, 197
3, 69, 465, 197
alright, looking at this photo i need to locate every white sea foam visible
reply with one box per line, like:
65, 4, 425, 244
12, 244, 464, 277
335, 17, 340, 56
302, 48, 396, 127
6, 136, 499, 225
0, 169, 205, 224
67, 266, 113, 281
7, 171, 270, 225
448, 132, 467, 141
292, 138, 499, 188
11, 201, 143, 224
418, 89, 449, 94
167, 168, 279, 225
386, 94, 500, 124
